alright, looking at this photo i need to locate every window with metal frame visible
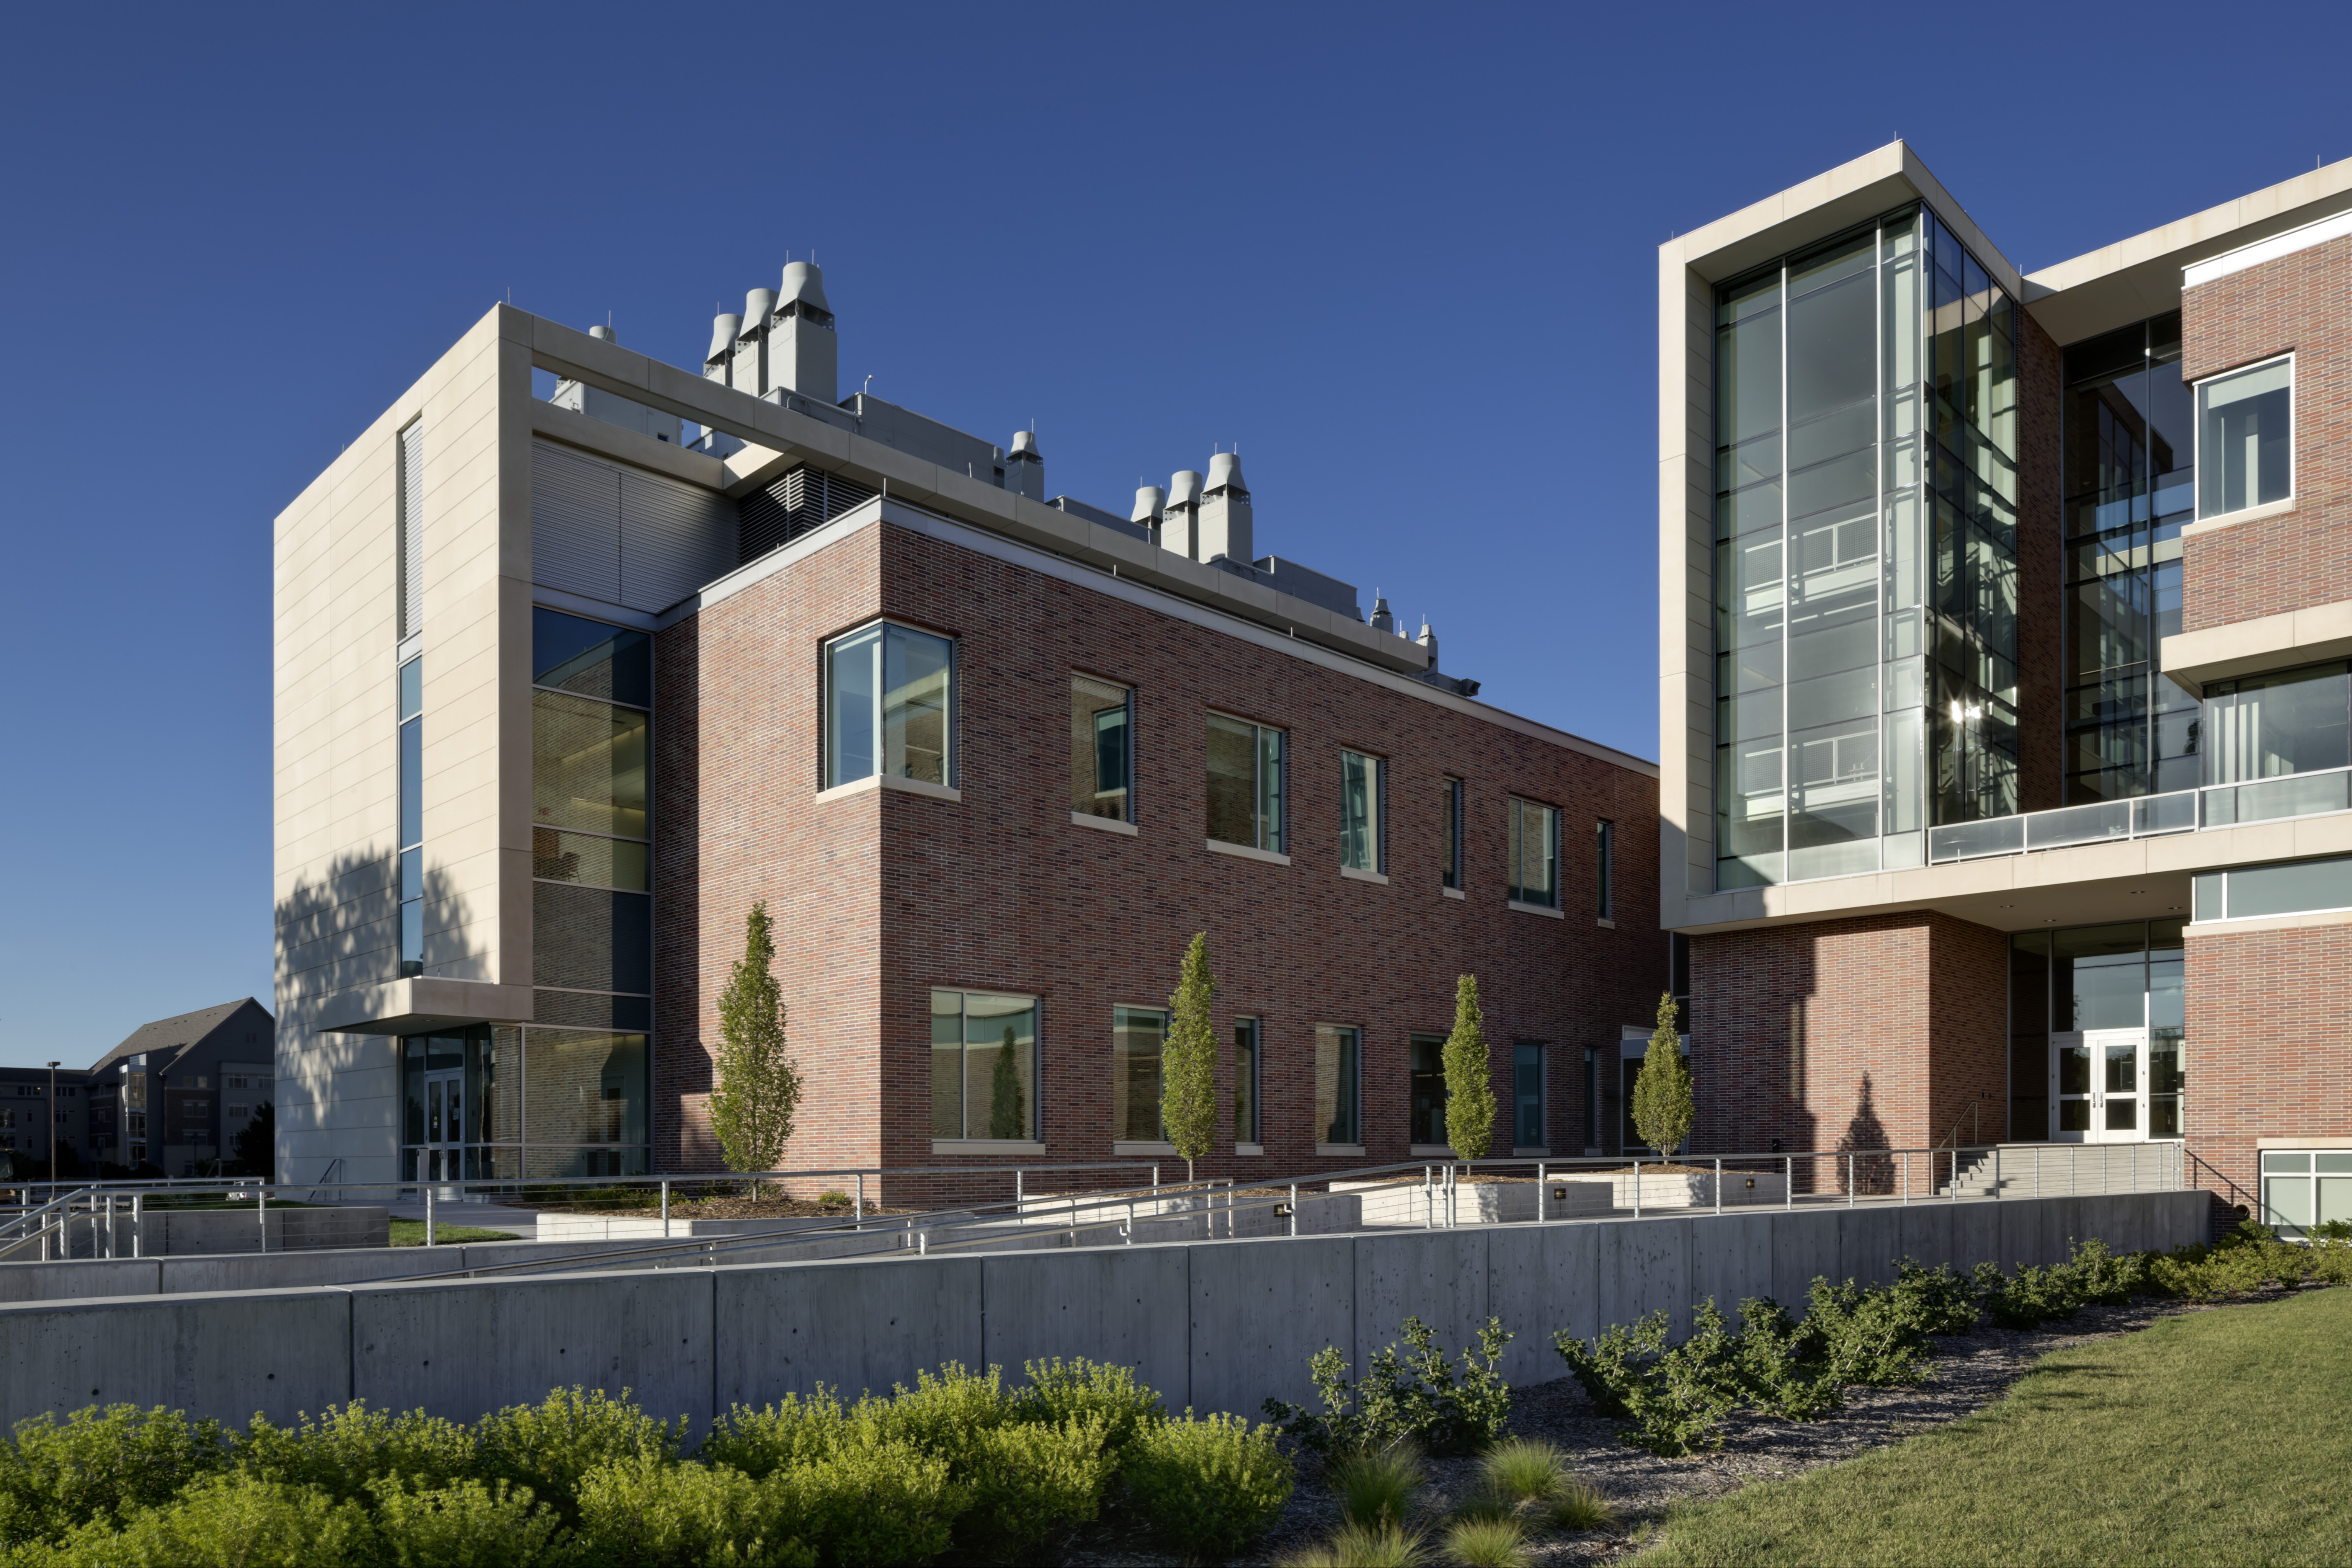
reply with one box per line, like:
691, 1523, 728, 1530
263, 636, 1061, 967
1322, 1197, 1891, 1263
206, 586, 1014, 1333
1508, 797, 1560, 907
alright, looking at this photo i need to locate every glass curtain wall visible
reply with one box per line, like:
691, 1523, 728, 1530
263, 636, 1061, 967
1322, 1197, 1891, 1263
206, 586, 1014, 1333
402, 1026, 650, 1179
2060, 314, 2197, 802
1715, 206, 2018, 888
2006, 921, 2184, 1142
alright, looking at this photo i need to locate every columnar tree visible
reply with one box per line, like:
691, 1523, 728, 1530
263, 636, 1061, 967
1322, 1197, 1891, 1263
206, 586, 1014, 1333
709, 902, 805, 1195
987, 1024, 1026, 1140
1161, 933, 1219, 1183
1442, 974, 1497, 1171
1631, 991, 1694, 1157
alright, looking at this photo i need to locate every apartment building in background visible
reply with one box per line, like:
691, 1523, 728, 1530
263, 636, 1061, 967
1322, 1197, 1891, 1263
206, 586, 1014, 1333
274, 267, 1662, 1191
0, 1000, 276, 1180
1661, 142, 2352, 1234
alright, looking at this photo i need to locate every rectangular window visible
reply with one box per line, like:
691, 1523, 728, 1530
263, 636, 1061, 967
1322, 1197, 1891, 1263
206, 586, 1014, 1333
2193, 854, 2352, 923
1315, 1025, 1361, 1146
1341, 750, 1384, 871
826, 621, 954, 788
1441, 777, 1463, 889
1111, 1006, 1168, 1142
1206, 713, 1284, 852
1508, 798, 1560, 907
2260, 1150, 2352, 1240
1513, 1042, 1545, 1148
1070, 675, 1132, 820
2197, 356, 2292, 520
2202, 661, 2350, 787
930, 990, 1038, 1141
398, 654, 424, 978
1408, 1035, 1447, 1146
397, 420, 423, 640
1233, 1018, 1260, 1144
1596, 820, 1616, 918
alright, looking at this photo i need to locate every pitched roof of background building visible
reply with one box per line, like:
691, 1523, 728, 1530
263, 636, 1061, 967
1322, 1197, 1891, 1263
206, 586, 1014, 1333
87, 998, 273, 1077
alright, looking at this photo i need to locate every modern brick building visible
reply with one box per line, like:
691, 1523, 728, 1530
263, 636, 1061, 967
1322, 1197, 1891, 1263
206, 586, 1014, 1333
1, 1000, 275, 1182
273, 267, 1661, 1191
1661, 143, 2352, 1233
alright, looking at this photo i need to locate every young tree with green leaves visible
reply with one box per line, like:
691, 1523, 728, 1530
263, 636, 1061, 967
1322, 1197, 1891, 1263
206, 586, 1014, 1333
1161, 933, 1219, 1183
1631, 991, 1694, 1157
987, 1023, 1026, 1140
709, 902, 805, 1195
1442, 974, 1498, 1169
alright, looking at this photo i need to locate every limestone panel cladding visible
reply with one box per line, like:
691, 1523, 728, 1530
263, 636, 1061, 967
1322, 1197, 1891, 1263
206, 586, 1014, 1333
1686, 912, 2008, 1170
2183, 921, 2352, 1223
654, 518, 1660, 1195
2180, 234, 2352, 634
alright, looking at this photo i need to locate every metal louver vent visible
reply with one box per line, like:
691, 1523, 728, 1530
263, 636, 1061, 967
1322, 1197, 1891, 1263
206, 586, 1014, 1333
397, 421, 424, 639
738, 465, 881, 561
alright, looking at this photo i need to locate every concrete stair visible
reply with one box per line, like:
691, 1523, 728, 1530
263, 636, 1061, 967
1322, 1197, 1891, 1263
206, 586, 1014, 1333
1939, 1142, 2182, 1199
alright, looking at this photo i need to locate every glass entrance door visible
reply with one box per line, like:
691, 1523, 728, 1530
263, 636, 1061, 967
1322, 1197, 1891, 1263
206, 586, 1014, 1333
2051, 1029, 2146, 1143
421, 1068, 464, 1179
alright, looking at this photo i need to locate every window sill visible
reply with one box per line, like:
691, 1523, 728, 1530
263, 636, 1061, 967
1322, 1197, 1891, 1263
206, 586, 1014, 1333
1508, 900, 1565, 920
1112, 1140, 1179, 1156
1341, 866, 1389, 885
930, 1139, 1045, 1154
1442, 886, 1466, 900
1596, 917, 1615, 929
2182, 495, 2297, 538
1071, 811, 1138, 836
1315, 1143, 1365, 1157
1408, 1144, 1456, 1158
818, 774, 962, 805
1235, 1142, 1264, 1156
1205, 838, 1290, 866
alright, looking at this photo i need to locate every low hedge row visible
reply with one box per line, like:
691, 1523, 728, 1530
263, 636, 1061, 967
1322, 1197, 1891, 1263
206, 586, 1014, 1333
0, 1360, 1293, 1566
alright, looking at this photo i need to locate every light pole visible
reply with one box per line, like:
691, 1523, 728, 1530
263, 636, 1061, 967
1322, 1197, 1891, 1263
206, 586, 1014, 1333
46, 1061, 59, 1204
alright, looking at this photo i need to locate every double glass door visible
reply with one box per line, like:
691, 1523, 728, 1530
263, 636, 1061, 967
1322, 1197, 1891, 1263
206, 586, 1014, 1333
419, 1068, 465, 1179
2052, 1029, 2146, 1142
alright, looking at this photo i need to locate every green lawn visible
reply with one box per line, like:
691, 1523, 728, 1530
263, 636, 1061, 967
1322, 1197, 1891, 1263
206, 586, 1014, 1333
387, 1218, 524, 1246
1637, 1288, 2351, 1568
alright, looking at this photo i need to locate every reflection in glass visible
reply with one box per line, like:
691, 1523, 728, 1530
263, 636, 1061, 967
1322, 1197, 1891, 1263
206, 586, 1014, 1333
825, 622, 954, 787
2198, 358, 2292, 518
532, 609, 652, 709
2057, 1042, 2091, 1095
1316, 1026, 1361, 1145
1233, 1019, 1259, 1143
532, 693, 648, 837
1070, 676, 1131, 820
523, 1029, 648, 1148
1206, 715, 1283, 852
1341, 751, 1380, 872
1514, 1042, 1544, 1148
1509, 799, 1559, 906
2054, 924, 2145, 1031
1409, 1037, 1446, 1146
931, 991, 1036, 1142
2203, 662, 2351, 784
1112, 1006, 1167, 1143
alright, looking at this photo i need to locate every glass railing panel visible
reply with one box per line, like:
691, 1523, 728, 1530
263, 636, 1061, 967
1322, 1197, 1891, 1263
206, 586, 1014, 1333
1929, 815, 2025, 862
2133, 790, 2198, 836
2203, 768, 2352, 828
2024, 799, 2132, 850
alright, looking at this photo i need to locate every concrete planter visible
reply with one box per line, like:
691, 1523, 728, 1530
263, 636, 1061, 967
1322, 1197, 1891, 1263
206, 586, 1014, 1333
1333, 1179, 1613, 1226
80, 1206, 390, 1256
1552, 1171, 1788, 1209
530, 1212, 850, 1243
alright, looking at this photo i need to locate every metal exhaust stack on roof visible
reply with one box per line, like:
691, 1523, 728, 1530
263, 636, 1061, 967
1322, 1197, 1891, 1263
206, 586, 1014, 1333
589, 324, 617, 343
1198, 449, 1252, 565
1161, 469, 1204, 560
1370, 596, 1395, 634
1131, 484, 1166, 543
734, 287, 779, 394
772, 261, 838, 405
704, 312, 743, 383
1006, 429, 1045, 501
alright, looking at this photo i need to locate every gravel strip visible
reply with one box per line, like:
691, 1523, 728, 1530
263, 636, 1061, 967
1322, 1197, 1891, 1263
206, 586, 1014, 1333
1063, 1290, 2280, 1566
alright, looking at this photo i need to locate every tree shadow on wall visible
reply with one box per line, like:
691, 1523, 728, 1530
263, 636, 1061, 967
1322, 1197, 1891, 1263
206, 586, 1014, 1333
1839, 1072, 1894, 1195
275, 847, 482, 1004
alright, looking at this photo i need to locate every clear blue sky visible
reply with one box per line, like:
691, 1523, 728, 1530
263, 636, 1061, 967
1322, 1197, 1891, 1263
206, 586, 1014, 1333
2, 3, 2345, 1066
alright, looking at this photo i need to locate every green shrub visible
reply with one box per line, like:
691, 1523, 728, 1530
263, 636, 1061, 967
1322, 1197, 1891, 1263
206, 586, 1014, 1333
1553, 1307, 1738, 1456
849, 1363, 1012, 1463
1008, 1357, 1165, 1466
570, 1453, 813, 1568
18, 1472, 377, 1568
1120, 1412, 1294, 1558
232, 1403, 473, 1501
763, 1433, 957, 1566
1443, 1514, 1532, 1568
1327, 1445, 1423, 1530
698, 1392, 852, 1480
953, 1414, 1116, 1560
370, 1477, 564, 1568
1891, 1258, 1981, 1334
1802, 1277, 1936, 1388
472, 1387, 679, 1524
0, 1404, 228, 1546
1264, 1316, 1513, 1456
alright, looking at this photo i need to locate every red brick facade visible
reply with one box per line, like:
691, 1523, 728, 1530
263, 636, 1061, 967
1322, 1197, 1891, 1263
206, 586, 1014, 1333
2180, 234, 2352, 633
1687, 912, 2008, 1171
2184, 921, 2352, 1220
654, 517, 1660, 1199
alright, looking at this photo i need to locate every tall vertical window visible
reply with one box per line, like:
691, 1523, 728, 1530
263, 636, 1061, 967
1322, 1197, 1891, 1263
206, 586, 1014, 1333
397, 420, 423, 641
398, 656, 424, 977
2061, 312, 2196, 803
1315, 1025, 1361, 1147
1340, 750, 1386, 872
1512, 1042, 1545, 1149
1070, 675, 1131, 820
2197, 356, 2292, 520
1596, 820, 1616, 918
1408, 1034, 1447, 1146
1714, 207, 2016, 887
1582, 1048, 1599, 1150
1206, 713, 1284, 853
825, 621, 954, 788
1441, 777, 1463, 889
931, 990, 1038, 1141
532, 609, 654, 1038
1112, 1006, 1168, 1143
1507, 798, 1559, 908
1233, 1018, 1261, 1145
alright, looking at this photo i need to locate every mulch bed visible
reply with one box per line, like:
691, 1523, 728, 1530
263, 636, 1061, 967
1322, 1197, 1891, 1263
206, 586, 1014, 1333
1063, 1289, 2284, 1565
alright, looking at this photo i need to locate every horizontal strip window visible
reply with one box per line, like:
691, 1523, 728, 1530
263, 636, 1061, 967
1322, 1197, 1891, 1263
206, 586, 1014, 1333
2194, 854, 2352, 923
531, 681, 650, 713
533, 828, 651, 891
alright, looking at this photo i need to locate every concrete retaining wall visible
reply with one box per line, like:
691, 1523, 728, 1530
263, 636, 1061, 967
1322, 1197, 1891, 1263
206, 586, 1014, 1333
0, 1191, 2210, 1433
